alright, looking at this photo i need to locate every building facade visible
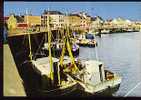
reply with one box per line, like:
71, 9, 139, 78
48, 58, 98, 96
41, 10, 65, 29
67, 14, 81, 29
79, 12, 91, 31
111, 17, 132, 28
67, 12, 92, 31
7, 15, 17, 30
24, 15, 41, 26
91, 16, 104, 29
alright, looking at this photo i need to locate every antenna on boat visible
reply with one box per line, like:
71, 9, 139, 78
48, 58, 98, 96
26, 9, 33, 61
93, 32, 99, 61
91, 7, 99, 61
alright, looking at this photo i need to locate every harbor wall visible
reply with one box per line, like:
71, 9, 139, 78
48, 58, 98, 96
4, 44, 26, 96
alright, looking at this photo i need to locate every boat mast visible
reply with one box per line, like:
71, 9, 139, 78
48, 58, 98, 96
26, 9, 33, 61
47, 9, 54, 84
66, 26, 79, 73
60, 12, 79, 73
91, 7, 99, 61
93, 32, 99, 61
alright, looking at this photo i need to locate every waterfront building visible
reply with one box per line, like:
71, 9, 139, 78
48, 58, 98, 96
15, 15, 24, 23
79, 12, 91, 31
66, 13, 81, 30
24, 15, 41, 26
41, 10, 65, 29
111, 17, 132, 28
104, 19, 113, 27
67, 12, 91, 31
132, 21, 141, 31
91, 16, 104, 29
17, 23, 28, 30
7, 14, 17, 30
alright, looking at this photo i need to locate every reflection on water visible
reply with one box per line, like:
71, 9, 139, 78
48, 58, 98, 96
79, 32, 141, 97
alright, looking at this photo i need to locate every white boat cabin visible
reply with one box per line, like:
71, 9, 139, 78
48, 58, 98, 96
81, 60, 106, 85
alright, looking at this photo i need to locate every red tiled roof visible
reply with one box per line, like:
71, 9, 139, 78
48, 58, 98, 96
17, 23, 28, 27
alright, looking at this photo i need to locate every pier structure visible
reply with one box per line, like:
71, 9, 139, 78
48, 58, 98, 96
90, 24, 140, 32
7, 24, 141, 37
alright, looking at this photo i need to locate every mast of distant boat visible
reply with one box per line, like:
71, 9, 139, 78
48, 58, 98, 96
90, 7, 99, 61
47, 8, 54, 85
93, 32, 99, 61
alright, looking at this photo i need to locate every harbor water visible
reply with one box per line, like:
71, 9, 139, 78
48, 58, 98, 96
78, 32, 141, 97
7, 31, 141, 97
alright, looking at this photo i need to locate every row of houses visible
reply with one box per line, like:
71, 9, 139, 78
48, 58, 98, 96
4, 11, 92, 31
4, 10, 141, 32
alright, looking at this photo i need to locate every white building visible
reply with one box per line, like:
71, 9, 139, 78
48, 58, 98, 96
111, 17, 132, 28
91, 16, 104, 29
41, 10, 65, 29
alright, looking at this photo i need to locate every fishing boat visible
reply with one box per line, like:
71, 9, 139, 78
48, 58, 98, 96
76, 33, 97, 47
101, 29, 110, 34
52, 48, 122, 96
61, 57, 122, 96
42, 39, 79, 57
41, 21, 79, 57
21, 10, 82, 96
22, 10, 121, 97
60, 33, 122, 96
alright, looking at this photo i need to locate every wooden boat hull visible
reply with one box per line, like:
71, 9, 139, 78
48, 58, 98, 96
76, 75, 121, 97
36, 80, 120, 97
93, 83, 120, 96
36, 82, 83, 97
21, 61, 84, 97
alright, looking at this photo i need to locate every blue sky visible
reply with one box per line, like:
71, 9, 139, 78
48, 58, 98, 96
4, 2, 141, 21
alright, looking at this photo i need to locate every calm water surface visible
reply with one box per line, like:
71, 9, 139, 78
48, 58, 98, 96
78, 32, 141, 97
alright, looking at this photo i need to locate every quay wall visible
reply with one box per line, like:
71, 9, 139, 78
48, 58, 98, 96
4, 44, 26, 96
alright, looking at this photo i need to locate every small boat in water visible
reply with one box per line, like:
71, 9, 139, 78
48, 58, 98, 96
42, 40, 79, 57
101, 29, 110, 34
76, 33, 97, 47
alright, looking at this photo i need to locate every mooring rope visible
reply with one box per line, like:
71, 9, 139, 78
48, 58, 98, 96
124, 81, 141, 97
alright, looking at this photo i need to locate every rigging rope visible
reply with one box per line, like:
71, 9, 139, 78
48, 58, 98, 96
33, 35, 45, 60
26, 10, 33, 61
47, 10, 54, 83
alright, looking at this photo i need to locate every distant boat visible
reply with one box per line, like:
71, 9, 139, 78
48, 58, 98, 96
101, 29, 110, 34
76, 33, 97, 47
42, 40, 79, 58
